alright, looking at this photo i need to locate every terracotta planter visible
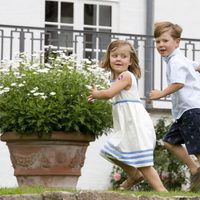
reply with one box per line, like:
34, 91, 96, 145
0, 131, 95, 188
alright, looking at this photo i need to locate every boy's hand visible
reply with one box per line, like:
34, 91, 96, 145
149, 83, 183, 100
149, 89, 163, 100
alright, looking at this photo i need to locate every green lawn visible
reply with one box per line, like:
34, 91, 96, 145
0, 186, 74, 195
0, 187, 200, 197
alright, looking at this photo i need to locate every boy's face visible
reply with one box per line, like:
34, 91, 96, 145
155, 30, 180, 57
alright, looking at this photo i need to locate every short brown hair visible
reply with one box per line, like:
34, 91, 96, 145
154, 21, 183, 39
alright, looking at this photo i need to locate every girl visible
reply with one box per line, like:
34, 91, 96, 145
88, 40, 167, 192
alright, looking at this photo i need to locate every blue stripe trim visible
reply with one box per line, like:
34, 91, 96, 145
112, 100, 142, 105
104, 145, 153, 159
107, 142, 153, 155
101, 151, 153, 165
103, 146, 153, 160
124, 159, 153, 165
104, 145, 122, 157
101, 141, 154, 166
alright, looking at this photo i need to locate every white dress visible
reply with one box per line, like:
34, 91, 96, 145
100, 71, 156, 168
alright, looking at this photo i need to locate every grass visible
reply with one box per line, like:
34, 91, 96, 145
0, 186, 75, 195
0, 187, 200, 197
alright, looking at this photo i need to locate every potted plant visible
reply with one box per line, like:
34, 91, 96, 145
0, 51, 112, 188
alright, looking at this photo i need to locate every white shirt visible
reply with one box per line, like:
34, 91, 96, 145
164, 48, 200, 119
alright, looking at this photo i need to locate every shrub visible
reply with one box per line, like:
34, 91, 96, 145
0, 51, 112, 138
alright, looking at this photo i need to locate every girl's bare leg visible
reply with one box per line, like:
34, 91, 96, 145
110, 158, 143, 189
139, 166, 167, 192
110, 158, 142, 177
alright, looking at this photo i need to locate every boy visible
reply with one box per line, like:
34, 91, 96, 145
149, 21, 200, 192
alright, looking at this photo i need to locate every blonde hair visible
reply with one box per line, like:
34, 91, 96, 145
154, 21, 183, 39
101, 40, 141, 79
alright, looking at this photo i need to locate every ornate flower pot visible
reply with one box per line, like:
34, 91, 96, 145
0, 132, 95, 188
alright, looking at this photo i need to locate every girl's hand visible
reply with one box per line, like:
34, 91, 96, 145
196, 64, 200, 73
87, 85, 97, 102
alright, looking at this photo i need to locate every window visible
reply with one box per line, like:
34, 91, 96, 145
84, 4, 111, 27
99, 5, 111, 26
45, 1, 74, 53
84, 4, 97, 26
84, 4, 112, 59
61, 2, 73, 23
45, 1, 58, 22
44, 1, 113, 59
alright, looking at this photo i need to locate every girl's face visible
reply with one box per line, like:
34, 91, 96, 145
155, 30, 180, 57
109, 45, 132, 77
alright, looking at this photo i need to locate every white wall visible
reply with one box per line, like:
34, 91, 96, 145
1, 0, 200, 37
154, 0, 200, 39
0, 140, 18, 187
0, 0, 44, 27
0, 0, 147, 34
117, 0, 146, 34
77, 134, 113, 190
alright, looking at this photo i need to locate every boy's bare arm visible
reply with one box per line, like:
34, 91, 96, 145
149, 83, 184, 100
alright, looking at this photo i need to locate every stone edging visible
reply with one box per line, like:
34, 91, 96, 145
0, 191, 200, 200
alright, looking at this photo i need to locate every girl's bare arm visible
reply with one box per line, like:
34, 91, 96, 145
88, 72, 131, 101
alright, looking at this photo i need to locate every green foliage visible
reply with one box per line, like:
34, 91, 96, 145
110, 118, 187, 191
0, 52, 112, 138
110, 165, 128, 189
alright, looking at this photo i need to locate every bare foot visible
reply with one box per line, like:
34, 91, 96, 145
119, 173, 144, 190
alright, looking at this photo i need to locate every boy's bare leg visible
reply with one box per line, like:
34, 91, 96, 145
139, 166, 167, 192
164, 142, 200, 192
164, 142, 199, 174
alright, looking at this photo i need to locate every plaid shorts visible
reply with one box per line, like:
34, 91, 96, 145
163, 108, 200, 155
